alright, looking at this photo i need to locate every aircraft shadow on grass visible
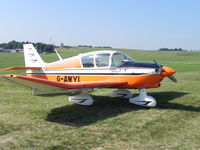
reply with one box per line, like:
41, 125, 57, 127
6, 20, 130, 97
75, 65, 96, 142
46, 91, 199, 127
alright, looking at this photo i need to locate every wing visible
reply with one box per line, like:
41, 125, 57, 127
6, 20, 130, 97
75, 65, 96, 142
0, 66, 42, 71
0, 74, 127, 95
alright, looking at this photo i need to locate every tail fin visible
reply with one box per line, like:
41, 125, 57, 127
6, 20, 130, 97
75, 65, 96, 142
23, 44, 46, 67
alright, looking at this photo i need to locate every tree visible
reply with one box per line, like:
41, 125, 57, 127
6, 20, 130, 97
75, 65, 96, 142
0, 41, 55, 53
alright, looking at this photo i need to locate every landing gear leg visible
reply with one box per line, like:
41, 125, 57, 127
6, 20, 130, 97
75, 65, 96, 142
69, 88, 93, 106
129, 89, 156, 107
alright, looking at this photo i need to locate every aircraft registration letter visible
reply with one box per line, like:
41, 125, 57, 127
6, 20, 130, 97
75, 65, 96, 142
57, 76, 80, 82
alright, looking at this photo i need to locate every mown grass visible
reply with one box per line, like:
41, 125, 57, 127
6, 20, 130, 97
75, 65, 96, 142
0, 48, 200, 149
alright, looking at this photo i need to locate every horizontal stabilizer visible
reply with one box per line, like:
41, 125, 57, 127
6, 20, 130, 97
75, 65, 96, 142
0, 66, 42, 71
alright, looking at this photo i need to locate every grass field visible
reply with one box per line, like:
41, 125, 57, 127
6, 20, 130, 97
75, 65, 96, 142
0, 48, 200, 149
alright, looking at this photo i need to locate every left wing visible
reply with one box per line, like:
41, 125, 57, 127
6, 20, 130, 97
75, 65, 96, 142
0, 74, 127, 94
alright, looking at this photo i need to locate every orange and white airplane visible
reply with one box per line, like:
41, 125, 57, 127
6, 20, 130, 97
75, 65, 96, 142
0, 44, 176, 107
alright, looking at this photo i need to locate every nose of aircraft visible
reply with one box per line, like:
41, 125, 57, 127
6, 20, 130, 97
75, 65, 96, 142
161, 66, 176, 77
161, 66, 177, 82
153, 60, 177, 82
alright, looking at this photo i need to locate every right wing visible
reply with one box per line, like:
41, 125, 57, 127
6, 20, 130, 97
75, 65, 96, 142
0, 74, 127, 95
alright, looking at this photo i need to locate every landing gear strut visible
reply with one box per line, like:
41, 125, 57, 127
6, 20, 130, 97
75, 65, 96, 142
69, 89, 93, 106
129, 89, 156, 107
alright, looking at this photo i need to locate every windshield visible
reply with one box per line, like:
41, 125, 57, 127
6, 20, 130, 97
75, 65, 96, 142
111, 52, 133, 67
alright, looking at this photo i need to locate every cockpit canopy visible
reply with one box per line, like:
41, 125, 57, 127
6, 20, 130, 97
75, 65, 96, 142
81, 51, 134, 68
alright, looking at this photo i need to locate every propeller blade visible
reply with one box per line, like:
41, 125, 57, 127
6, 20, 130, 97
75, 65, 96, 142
153, 60, 162, 68
168, 75, 177, 83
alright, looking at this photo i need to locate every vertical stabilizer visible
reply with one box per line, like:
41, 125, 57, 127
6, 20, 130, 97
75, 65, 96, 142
23, 44, 46, 67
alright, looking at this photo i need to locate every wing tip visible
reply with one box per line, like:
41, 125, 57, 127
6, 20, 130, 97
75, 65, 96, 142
2, 74, 16, 78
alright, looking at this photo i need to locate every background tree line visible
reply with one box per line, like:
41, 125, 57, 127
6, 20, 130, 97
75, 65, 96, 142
158, 48, 185, 51
0, 40, 54, 53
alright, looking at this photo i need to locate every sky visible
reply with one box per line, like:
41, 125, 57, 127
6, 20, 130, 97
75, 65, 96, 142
0, 0, 200, 50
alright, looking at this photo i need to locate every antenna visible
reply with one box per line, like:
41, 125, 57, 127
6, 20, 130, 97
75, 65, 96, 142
54, 49, 63, 60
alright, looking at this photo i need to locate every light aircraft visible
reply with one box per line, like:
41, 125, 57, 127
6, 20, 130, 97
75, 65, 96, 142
0, 44, 176, 107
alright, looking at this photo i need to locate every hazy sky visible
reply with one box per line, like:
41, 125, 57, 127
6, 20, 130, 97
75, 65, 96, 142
1, 0, 200, 50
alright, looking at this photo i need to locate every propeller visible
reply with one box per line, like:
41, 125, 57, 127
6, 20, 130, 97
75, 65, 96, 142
168, 75, 177, 83
153, 60, 162, 68
153, 60, 177, 83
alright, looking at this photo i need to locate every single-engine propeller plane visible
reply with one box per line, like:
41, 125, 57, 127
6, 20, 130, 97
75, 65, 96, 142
0, 44, 176, 107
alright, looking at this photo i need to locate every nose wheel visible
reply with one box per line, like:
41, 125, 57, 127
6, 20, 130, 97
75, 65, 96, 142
129, 89, 157, 107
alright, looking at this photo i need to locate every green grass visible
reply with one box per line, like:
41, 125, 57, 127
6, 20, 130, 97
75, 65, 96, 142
0, 48, 200, 149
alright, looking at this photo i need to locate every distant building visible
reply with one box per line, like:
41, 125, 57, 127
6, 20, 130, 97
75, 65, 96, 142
60, 43, 72, 49
1, 49, 11, 52
11, 49, 23, 53
16, 49, 23, 53
60, 43, 64, 48
0, 49, 23, 53
11, 49, 17, 53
